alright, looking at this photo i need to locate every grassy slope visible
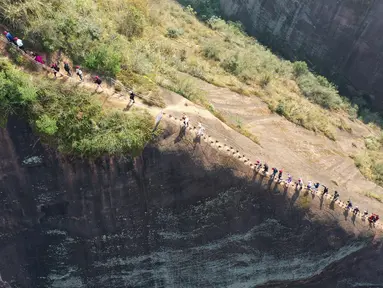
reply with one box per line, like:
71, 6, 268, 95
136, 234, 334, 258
1, 0, 383, 185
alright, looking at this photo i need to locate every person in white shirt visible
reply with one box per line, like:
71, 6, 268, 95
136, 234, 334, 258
75, 66, 83, 81
182, 115, 189, 128
13, 37, 24, 51
197, 122, 205, 137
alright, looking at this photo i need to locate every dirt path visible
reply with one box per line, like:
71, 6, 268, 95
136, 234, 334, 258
2, 38, 382, 232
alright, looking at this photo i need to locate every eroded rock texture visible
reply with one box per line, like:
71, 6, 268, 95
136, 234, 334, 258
0, 118, 382, 287
220, 0, 383, 109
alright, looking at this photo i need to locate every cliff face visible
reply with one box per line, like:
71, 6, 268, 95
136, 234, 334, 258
0, 118, 382, 287
219, 0, 383, 109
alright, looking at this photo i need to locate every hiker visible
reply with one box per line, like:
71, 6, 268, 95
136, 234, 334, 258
255, 160, 262, 171
307, 181, 312, 190
64, 62, 72, 76
278, 169, 283, 181
13, 37, 25, 51
129, 90, 136, 105
296, 178, 304, 189
50, 63, 60, 78
286, 174, 293, 185
353, 206, 360, 215
182, 114, 189, 128
75, 66, 83, 81
197, 123, 205, 137
314, 182, 320, 191
363, 210, 369, 218
94, 76, 102, 90
34, 54, 44, 64
263, 163, 269, 174
333, 191, 339, 201
368, 214, 379, 224
346, 200, 352, 210
322, 185, 329, 196
271, 168, 278, 179
3, 31, 14, 42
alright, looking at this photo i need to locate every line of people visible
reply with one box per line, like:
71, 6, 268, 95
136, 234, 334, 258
253, 160, 379, 226
3, 30, 381, 228
3, 31, 25, 51
3, 30, 138, 101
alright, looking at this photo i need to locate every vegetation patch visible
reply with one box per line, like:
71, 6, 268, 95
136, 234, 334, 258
364, 191, 383, 203
0, 58, 154, 158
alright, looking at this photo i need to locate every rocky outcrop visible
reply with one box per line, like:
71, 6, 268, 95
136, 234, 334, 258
219, 0, 383, 110
0, 118, 382, 287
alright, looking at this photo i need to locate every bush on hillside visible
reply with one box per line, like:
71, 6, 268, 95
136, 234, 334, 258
221, 54, 241, 75
118, 6, 146, 38
0, 59, 37, 124
85, 44, 122, 76
35, 114, 58, 136
297, 73, 343, 110
166, 28, 184, 38
202, 44, 220, 61
293, 61, 309, 77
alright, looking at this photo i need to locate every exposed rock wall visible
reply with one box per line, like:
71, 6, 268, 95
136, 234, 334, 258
219, 0, 383, 109
0, 118, 382, 287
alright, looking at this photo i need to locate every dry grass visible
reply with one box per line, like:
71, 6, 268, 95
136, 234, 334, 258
364, 191, 383, 203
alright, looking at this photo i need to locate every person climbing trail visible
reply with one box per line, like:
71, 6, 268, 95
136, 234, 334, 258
64, 62, 72, 76
33, 53, 44, 64
13, 37, 25, 51
75, 66, 83, 81
286, 174, 293, 185
333, 191, 340, 201
322, 185, 329, 196
3, 31, 14, 42
278, 169, 283, 181
263, 163, 269, 174
307, 181, 312, 190
271, 168, 278, 179
255, 160, 262, 171
346, 200, 353, 210
197, 123, 205, 137
368, 214, 379, 224
50, 63, 60, 78
296, 178, 304, 189
363, 210, 369, 218
353, 206, 360, 215
129, 90, 136, 105
314, 182, 320, 191
94, 76, 102, 90
182, 114, 189, 128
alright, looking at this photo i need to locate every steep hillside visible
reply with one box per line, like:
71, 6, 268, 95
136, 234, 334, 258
0, 117, 381, 287
185, 0, 383, 113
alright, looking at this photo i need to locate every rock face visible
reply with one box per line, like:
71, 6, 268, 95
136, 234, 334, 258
0, 118, 382, 287
219, 0, 383, 110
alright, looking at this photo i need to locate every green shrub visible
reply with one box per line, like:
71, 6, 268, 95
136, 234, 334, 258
85, 44, 122, 76
35, 114, 58, 136
0, 58, 37, 123
221, 54, 240, 75
297, 74, 343, 110
202, 44, 220, 61
364, 136, 381, 151
166, 28, 184, 38
293, 61, 309, 77
118, 6, 146, 38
